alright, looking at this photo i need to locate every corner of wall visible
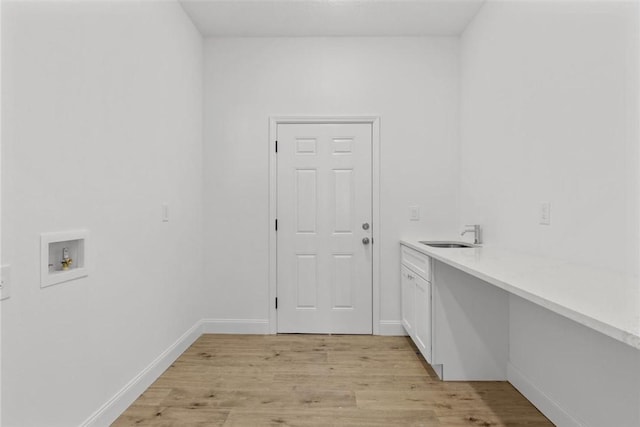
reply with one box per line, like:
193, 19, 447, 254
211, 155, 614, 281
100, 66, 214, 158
80, 320, 204, 427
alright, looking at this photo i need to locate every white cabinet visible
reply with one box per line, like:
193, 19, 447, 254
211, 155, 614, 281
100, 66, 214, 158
414, 274, 431, 362
400, 265, 415, 336
401, 243, 506, 380
400, 245, 432, 364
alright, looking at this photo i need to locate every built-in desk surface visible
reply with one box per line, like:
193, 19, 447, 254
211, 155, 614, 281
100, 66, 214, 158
401, 239, 640, 350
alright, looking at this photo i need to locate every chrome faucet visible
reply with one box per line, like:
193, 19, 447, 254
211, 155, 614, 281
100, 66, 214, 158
461, 224, 482, 245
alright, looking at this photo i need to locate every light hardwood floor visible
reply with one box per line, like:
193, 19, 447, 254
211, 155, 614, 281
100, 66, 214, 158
113, 334, 553, 426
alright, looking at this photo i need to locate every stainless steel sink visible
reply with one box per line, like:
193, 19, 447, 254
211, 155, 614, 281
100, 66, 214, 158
419, 241, 476, 248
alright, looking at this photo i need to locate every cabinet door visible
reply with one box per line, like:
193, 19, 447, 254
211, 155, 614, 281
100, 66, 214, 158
414, 275, 432, 363
401, 265, 415, 336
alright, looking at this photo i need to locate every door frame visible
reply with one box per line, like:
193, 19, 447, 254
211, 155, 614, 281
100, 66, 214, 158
268, 116, 381, 335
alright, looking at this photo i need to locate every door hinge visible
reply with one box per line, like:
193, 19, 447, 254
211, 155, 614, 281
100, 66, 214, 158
275, 141, 278, 153
275, 219, 278, 231
275, 297, 278, 309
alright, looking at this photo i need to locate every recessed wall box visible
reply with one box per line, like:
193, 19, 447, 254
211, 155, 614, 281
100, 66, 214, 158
41, 230, 89, 288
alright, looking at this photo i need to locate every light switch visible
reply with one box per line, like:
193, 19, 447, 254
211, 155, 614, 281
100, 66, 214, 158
539, 202, 551, 225
1, 265, 11, 301
409, 205, 420, 221
162, 203, 169, 222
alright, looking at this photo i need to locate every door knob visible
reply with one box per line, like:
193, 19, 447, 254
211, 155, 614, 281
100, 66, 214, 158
362, 237, 370, 245
362, 222, 370, 230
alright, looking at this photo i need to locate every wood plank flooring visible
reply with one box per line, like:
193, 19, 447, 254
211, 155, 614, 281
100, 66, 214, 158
113, 335, 553, 426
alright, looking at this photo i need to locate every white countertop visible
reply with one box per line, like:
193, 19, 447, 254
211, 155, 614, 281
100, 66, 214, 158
401, 239, 640, 351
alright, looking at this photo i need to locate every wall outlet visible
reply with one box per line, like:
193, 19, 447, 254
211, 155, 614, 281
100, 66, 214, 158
409, 205, 420, 221
539, 202, 551, 225
1, 265, 11, 301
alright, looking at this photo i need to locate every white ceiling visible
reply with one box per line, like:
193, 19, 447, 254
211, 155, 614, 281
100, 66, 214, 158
179, 0, 486, 37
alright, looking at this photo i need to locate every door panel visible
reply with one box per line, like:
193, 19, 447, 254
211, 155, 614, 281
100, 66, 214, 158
333, 169, 354, 232
295, 170, 317, 232
296, 254, 318, 308
277, 123, 372, 334
332, 254, 354, 309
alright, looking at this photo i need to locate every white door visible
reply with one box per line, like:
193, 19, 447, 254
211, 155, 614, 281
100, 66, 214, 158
277, 123, 372, 334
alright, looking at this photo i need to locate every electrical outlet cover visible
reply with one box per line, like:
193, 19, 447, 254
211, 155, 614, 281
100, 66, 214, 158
539, 202, 551, 225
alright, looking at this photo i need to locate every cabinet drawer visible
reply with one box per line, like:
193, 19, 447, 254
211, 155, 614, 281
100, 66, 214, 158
401, 245, 431, 281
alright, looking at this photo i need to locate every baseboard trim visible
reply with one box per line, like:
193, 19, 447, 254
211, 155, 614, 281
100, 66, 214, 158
79, 320, 203, 427
201, 318, 270, 334
378, 320, 407, 336
507, 362, 584, 427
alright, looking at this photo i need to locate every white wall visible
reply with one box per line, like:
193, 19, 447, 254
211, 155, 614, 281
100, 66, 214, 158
460, 0, 639, 275
0, 1, 3, 423
203, 37, 460, 329
461, 2, 640, 425
1, 2, 204, 426
509, 295, 640, 427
